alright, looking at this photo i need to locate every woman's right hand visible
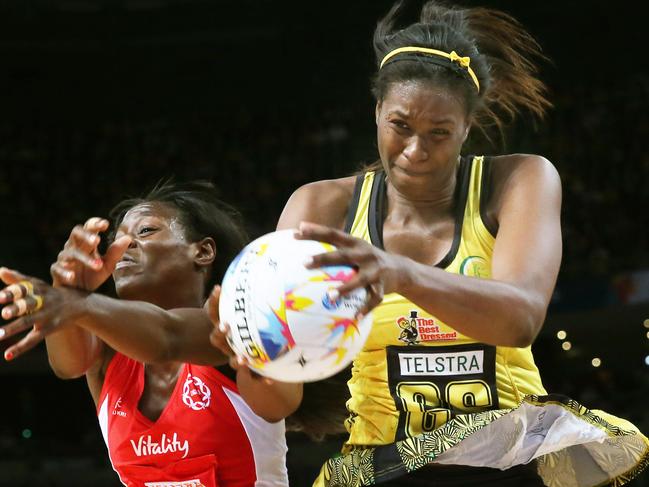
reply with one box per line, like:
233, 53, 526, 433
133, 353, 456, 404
50, 217, 132, 291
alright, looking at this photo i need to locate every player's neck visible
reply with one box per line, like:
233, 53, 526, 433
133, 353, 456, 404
386, 178, 456, 225
145, 361, 183, 379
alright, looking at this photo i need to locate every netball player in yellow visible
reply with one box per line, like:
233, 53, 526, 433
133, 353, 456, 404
276, 1, 648, 485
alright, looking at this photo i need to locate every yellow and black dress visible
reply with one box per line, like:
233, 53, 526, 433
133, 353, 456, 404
314, 156, 649, 487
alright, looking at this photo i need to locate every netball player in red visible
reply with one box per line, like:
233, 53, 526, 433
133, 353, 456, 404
0, 181, 294, 487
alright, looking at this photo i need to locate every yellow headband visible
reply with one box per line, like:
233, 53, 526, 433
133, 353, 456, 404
379, 46, 480, 92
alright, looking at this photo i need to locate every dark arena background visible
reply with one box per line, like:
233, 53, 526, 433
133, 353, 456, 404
1, 0, 647, 485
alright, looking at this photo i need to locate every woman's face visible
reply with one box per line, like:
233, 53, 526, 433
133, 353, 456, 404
112, 202, 201, 304
376, 80, 471, 192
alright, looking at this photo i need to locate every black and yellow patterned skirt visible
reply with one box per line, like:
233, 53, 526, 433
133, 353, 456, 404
315, 395, 649, 487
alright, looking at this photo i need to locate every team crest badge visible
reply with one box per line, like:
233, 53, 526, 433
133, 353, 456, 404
459, 255, 489, 277
182, 374, 211, 411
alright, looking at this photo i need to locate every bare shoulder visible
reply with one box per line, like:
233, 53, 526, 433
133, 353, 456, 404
486, 154, 561, 224
277, 176, 358, 230
489, 154, 560, 198
490, 153, 560, 185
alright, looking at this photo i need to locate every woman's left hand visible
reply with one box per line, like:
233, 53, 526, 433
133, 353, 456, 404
0, 267, 87, 360
295, 221, 406, 319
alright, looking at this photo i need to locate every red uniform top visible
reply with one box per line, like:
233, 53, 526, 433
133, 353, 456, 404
97, 353, 288, 487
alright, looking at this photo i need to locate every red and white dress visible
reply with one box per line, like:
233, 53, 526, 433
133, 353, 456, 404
97, 353, 289, 487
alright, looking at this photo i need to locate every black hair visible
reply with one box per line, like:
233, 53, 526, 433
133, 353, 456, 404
372, 0, 551, 134
109, 180, 249, 296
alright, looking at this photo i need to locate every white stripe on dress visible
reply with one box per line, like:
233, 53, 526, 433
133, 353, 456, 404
222, 387, 289, 487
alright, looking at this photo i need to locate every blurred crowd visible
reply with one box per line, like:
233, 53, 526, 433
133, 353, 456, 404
540, 76, 649, 279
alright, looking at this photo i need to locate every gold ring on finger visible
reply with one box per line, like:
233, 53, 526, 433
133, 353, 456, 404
32, 294, 44, 312
19, 280, 35, 296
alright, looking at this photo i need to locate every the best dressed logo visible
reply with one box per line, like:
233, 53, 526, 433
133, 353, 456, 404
397, 310, 457, 344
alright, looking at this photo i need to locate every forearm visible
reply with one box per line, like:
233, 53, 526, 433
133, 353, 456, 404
400, 260, 547, 347
75, 293, 227, 366
45, 326, 104, 379
235, 368, 303, 422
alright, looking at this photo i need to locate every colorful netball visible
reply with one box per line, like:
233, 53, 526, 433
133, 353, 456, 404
219, 230, 372, 382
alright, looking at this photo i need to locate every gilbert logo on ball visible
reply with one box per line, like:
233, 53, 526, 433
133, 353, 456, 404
219, 230, 372, 382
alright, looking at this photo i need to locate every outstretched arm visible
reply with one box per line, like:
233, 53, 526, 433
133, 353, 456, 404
0, 269, 228, 367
